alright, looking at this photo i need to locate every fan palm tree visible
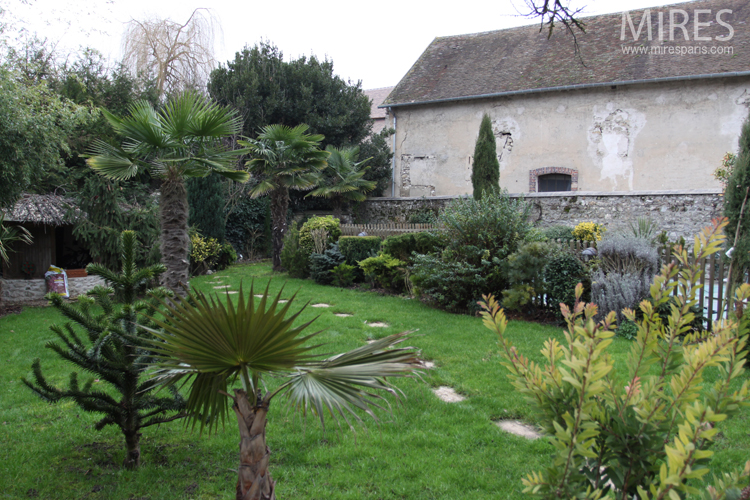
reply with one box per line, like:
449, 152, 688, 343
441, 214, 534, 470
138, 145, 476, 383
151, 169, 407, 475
239, 124, 328, 271
144, 284, 420, 500
86, 92, 249, 292
307, 145, 376, 220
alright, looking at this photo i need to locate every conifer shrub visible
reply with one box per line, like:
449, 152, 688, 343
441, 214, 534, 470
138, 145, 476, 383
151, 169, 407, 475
299, 216, 341, 254
22, 231, 185, 469
724, 109, 750, 282
471, 113, 500, 200
330, 263, 356, 287
338, 236, 382, 265
225, 196, 272, 259
309, 243, 345, 285
280, 222, 309, 278
358, 253, 406, 292
479, 219, 750, 499
187, 174, 226, 241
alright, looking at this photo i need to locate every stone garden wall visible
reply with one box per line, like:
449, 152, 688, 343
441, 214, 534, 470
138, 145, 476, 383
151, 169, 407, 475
356, 189, 724, 241
1, 276, 106, 303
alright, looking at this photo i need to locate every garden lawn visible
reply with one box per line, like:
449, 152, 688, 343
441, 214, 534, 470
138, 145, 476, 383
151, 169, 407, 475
1, 261, 749, 499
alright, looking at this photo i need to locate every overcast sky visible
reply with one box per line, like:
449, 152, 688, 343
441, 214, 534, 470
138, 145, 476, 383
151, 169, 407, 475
6, 0, 673, 90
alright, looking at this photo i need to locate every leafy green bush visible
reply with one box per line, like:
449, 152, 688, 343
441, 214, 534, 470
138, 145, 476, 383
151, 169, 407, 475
338, 236, 382, 265
299, 216, 341, 254
309, 243, 345, 285
225, 195, 272, 259
331, 263, 356, 288
544, 251, 589, 313
501, 241, 555, 312
410, 190, 531, 312
479, 220, 750, 499
215, 243, 237, 271
358, 253, 406, 292
280, 222, 309, 278
410, 253, 497, 313
381, 232, 443, 263
408, 208, 437, 224
542, 225, 574, 241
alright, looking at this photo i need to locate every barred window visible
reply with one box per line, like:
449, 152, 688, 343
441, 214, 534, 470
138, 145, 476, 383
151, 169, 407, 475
538, 173, 572, 192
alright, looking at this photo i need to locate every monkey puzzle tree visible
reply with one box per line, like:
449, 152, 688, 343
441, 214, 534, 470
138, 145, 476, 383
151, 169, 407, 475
239, 124, 328, 271
23, 231, 185, 469
87, 92, 248, 291
144, 284, 420, 499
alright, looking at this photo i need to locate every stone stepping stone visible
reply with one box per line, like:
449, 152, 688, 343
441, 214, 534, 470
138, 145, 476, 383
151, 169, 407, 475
311, 303, 331, 308
213, 285, 231, 289
433, 386, 465, 403
365, 321, 388, 327
495, 420, 542, 440
417, 360, 435, 369
227, 291, 238, 295
334, 313, 352, 318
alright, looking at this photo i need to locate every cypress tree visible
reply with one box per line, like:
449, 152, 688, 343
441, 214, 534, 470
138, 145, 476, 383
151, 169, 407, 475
724, 109, 750, 279
471, 114, 500, 200
23, 231, 185, 469
188, 174, 226, 241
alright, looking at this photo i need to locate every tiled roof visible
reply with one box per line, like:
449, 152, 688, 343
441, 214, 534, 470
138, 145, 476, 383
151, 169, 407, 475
364, 87, 395, 118
384, 0, 750, 107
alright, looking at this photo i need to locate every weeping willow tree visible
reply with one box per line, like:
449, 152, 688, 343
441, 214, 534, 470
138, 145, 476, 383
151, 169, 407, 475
121, 8, 219, 97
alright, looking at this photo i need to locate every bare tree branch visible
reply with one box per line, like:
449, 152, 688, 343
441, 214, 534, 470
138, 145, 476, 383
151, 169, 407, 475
121, 8, 220, 97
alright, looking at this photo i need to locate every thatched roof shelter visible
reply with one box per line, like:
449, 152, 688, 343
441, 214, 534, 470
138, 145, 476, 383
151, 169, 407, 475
2, 194, 77, 226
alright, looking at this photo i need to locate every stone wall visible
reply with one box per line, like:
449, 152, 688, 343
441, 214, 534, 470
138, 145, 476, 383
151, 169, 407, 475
356, 189, 724, 240
1, 275, 106, 303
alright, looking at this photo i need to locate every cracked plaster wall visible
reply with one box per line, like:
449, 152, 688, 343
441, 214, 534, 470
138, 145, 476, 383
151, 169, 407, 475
390, 77, 749, 196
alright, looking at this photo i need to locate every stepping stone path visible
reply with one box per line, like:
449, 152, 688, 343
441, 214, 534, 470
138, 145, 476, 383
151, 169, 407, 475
227, 291, 238, 295
213, 285, 231, 289
365, 322, 388, 327
433, 386, 465, 403
311, 303, 331, 308
417, 360, 435, 369
495, 420, 542, 440
334, 313, 352, 318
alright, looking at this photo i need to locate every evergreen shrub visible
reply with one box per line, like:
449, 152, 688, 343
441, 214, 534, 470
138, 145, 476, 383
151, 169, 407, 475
542, 225, 574, 241
330, 263, 356, 287
471, 113, 500, 199
572, 221, 606, 242
381, 232, 443, 263
358, 253, 406, 292
338, 236, 382, 265
544, 251, 589, 313
410, 191, 530, 312
225, 196, 272, 259
501, 241, 555, 312
299, 216, 341, 254
309, 243, 345, 285
280, 222, 309, 278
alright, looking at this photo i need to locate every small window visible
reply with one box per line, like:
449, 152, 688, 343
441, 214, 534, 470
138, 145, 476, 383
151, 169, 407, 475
538, 174, 572, 192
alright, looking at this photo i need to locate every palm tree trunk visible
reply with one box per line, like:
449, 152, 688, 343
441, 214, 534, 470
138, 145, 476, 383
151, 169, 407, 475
233, 389, 275, 500
270, 188, 289, 272
160, 175, 190, 293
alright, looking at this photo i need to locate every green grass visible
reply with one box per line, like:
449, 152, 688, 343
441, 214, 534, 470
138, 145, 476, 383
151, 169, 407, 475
1, 262, 748, 499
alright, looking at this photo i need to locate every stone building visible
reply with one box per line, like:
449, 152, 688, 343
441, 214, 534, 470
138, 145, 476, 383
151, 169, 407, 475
380, 0, 750, 197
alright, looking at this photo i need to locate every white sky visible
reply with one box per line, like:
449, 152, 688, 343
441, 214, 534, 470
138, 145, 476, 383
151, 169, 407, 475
5, 0, 672, 90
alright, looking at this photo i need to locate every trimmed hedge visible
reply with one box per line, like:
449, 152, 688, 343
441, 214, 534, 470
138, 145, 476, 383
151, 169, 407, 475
338, 236, 382, 265
381, 232, 443, 263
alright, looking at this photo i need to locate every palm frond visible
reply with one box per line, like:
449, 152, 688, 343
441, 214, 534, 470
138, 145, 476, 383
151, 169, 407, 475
143, 283, 325, 432
274, 332, 420, 430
